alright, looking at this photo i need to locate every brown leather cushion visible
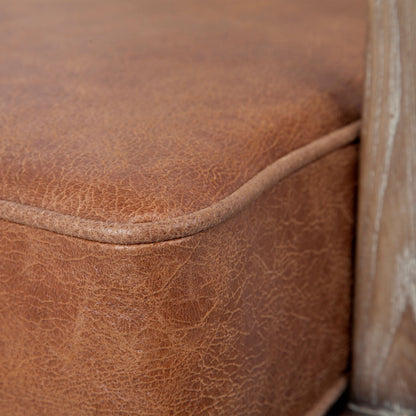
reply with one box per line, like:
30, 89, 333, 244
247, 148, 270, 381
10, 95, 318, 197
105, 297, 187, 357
0, 1, 365, 415
0, 0, 364, 227
0, 147, 357, 415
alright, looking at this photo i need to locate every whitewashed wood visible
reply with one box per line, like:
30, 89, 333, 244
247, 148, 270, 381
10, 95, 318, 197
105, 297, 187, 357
352, 0, 416, 412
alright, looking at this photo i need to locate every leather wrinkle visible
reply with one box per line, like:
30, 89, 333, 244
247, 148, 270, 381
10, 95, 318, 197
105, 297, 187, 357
0, 121, 360, 245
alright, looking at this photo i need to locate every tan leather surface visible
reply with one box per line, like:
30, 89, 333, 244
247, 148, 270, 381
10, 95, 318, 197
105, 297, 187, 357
0, 121, 360, 244
0, 145, 357, 415
0, 1, 363, 413
0, 0, 364, 224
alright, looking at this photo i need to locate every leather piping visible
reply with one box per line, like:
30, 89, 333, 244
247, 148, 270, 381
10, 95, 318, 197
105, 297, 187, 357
0, 121, 361, 244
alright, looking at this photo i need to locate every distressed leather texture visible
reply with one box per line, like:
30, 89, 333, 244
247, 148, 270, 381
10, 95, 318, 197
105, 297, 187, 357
0, 0, 365, 414
0, 0, 364, 222
0, 146, 357, 415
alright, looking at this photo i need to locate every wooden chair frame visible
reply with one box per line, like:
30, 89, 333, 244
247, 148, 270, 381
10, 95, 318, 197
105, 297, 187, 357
351, 1, 416, 414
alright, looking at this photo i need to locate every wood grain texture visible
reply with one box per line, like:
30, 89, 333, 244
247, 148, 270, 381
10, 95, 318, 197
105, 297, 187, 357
352, 0, 416, 412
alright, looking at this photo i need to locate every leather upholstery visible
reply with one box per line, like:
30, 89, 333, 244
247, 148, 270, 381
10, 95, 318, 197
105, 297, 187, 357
0, 0, 365, 414
0, 122, 360, 244
0, 0, 364, 224
0, 146, 357, 415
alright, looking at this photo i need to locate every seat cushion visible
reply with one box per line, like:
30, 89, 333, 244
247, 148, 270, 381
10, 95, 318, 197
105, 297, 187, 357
0, 0, 365, 415
0, 146, 357, 416
0, 0, 364, 230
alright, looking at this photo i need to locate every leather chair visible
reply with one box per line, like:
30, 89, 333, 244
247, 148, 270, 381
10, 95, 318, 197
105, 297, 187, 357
0, 1, 414, 415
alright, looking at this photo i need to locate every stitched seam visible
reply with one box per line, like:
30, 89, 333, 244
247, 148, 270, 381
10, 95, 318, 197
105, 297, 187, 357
0, 121, 361, 244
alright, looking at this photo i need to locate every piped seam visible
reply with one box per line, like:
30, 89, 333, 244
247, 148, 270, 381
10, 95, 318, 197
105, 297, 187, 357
0, 121, 361, 245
